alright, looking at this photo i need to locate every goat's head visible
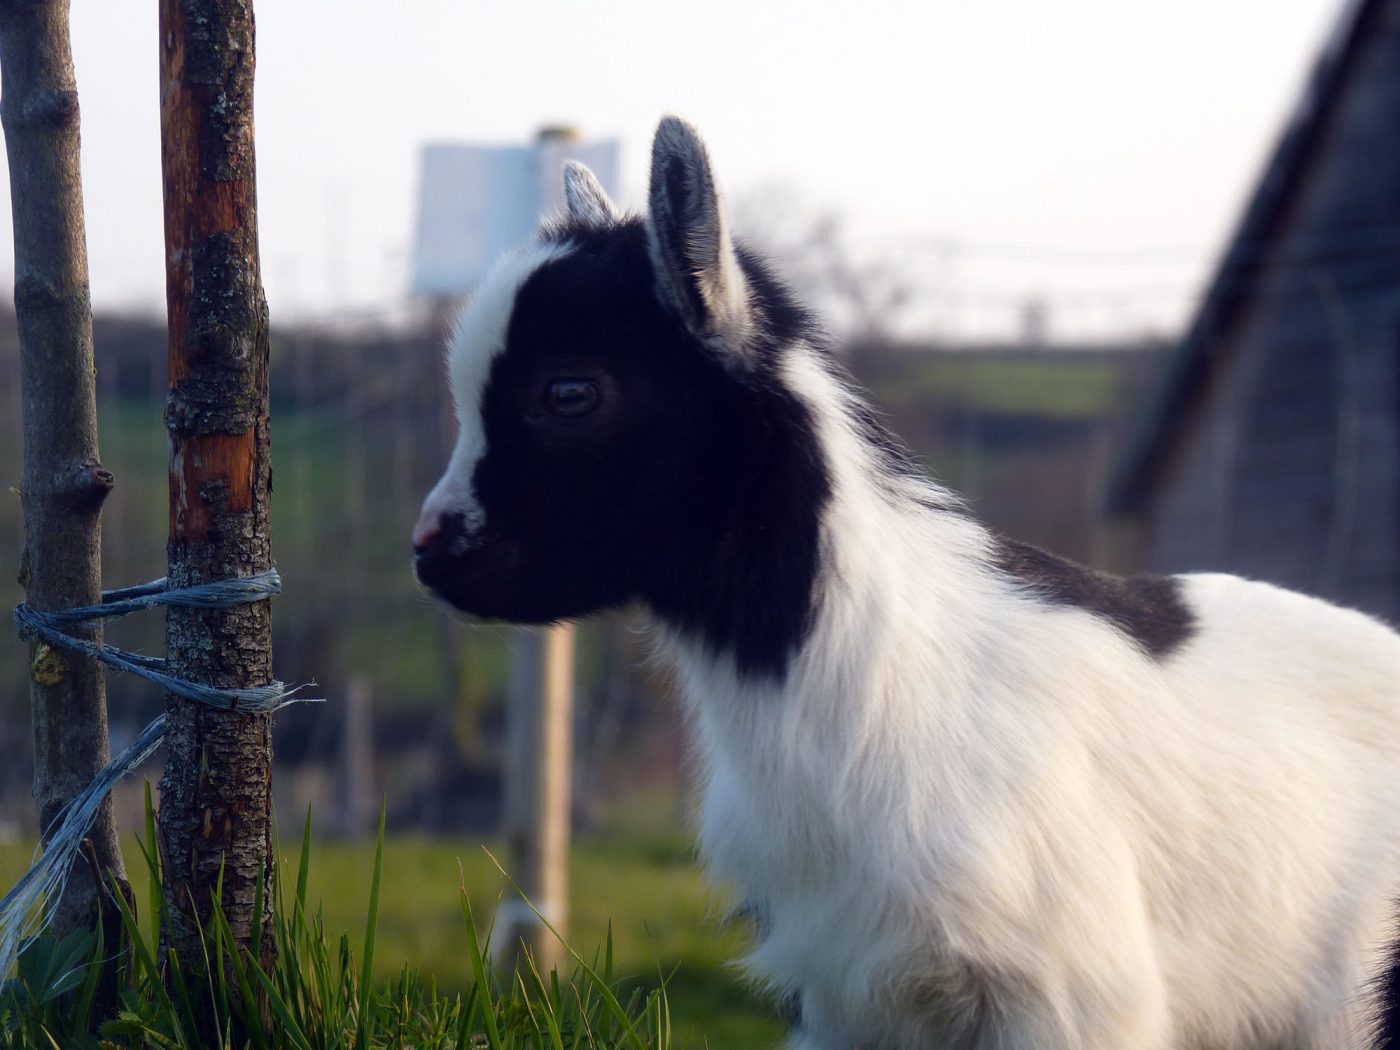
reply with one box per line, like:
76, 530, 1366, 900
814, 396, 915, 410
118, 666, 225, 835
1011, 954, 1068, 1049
414, 118, 828, 668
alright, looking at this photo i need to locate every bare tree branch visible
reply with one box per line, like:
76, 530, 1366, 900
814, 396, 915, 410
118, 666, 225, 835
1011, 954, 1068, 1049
732, 188, 916, 345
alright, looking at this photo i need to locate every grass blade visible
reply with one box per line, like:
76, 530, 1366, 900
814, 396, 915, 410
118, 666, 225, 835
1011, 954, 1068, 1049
458, 879, 503, 1050
65, 916, 104, 1034
482, 848, 650, 1050
520, 946, 565, 1050
248, 962, 315, 1050
106, 871, 181, 1028
251, 857, 267, 968
206, 903, 258, 1050
355, 799, 386, 1050
144, 780, 162, 951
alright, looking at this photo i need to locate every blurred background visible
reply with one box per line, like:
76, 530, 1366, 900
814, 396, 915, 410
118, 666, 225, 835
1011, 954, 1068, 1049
2, 0, 1398, 1043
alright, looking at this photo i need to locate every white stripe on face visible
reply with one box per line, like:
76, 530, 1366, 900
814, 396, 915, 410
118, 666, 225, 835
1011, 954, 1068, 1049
412, 239, 573, 550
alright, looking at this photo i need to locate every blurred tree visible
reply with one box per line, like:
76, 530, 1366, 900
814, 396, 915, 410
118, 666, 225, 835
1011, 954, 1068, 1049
732, 187, 915, 347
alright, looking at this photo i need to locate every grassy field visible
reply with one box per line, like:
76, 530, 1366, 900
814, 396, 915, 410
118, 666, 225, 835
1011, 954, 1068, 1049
873, 352, 1127, 422
0, 812, 784, 1049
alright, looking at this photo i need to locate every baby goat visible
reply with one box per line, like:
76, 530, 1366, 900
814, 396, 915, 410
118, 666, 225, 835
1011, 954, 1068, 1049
413, 117, 1400, 1049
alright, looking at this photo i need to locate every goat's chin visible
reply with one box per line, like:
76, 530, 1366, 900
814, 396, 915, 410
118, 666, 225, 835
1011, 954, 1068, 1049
422, 575, 544, 624
419, 566, 620, 626
431, 588, 570, 626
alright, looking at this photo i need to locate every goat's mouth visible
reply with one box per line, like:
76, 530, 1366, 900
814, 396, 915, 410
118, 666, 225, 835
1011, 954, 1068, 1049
414, 555, 472, 596
415, 537, 628, 626
414, 540, 553, 623
416, 532, 499, 595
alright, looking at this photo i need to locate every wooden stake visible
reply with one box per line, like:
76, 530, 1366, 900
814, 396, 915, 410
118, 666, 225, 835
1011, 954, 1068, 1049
156, 0, 275, 963
498, 623, 575, 976
339, 675, 373, 839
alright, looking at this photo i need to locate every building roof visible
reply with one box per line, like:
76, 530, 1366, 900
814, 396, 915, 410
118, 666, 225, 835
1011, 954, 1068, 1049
1106, 0, 1386, 513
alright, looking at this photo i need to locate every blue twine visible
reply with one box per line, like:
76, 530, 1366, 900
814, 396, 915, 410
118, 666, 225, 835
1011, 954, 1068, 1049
2, 570, 318, 982
15, 571, 298, 713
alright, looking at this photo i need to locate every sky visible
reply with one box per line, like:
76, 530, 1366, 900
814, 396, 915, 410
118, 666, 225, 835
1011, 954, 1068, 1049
1, 0, 1343, 342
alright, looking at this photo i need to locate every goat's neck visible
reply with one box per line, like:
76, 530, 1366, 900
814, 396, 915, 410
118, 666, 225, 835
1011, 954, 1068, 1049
654, 392, 997, 901
659, 350, 995, 737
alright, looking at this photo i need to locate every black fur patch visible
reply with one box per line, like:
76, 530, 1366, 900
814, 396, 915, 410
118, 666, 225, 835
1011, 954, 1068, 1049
728, 254, 953, 510
426, 219, 829, 680
779, 989, 802, 1031
731, 244, 821, 349
1373, 921, 1400, 1049
642, 245, 831, 678
992, 537, 1196, 659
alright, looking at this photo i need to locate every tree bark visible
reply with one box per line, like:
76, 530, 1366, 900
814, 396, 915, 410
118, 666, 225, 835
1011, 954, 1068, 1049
0, 0, 128, 938
157, 0, 275, 964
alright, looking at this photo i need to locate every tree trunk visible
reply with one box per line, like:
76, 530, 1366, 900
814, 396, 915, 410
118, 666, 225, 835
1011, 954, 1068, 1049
157, 0, 275, 964
0, 0, 128, 938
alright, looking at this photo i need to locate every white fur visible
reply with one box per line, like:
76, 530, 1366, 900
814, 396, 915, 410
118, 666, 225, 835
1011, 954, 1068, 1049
659, 347, 1400, 1049
412, 239, 573, 549
562, 159, 620, 225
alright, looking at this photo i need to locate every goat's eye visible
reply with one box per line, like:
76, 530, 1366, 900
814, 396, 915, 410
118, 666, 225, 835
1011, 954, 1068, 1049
545, 378, 599, 418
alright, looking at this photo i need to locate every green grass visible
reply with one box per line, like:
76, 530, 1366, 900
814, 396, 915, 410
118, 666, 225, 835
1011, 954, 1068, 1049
873, 354, 1123, 420
1, 803, 684, 1049
0, 810, 782, 1049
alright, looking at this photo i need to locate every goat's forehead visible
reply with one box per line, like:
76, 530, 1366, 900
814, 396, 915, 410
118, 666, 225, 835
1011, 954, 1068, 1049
447, 239, 576, 422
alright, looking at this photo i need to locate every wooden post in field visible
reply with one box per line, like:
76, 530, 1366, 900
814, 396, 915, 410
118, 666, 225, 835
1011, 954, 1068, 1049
498, 623, 575, 975
157, 0, 276, 963
339, 675, 373, 839
0, 0, 129, 945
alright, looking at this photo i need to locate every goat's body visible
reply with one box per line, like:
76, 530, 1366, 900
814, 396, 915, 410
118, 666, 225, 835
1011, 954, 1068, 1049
414, 118, 1400, 1049
661, 350, 1400, 1049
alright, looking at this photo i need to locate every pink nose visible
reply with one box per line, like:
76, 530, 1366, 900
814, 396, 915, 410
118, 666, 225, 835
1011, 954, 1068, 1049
411, 512, 444, 553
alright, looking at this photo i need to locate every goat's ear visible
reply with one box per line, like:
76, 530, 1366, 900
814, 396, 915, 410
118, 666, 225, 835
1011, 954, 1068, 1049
646, 116, 752, 355
562, 160, 620, 225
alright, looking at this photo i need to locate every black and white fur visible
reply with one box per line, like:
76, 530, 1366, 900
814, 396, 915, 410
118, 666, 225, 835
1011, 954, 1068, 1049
414, 117, 1400, 1049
